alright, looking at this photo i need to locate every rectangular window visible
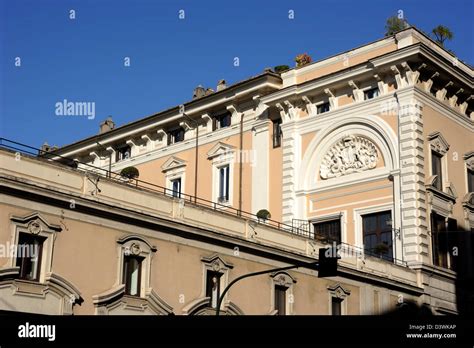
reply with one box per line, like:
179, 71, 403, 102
123, 256, 143, 296
16, 233, 45, 281
272, 118, 282, 148
331, 297, 342, 315
171, 178, 181, 198
218, 165, 230, 203
313, 219, 341, 244
213, 112, 232, 130
431, 212, 448, 269
116, 145, 131, 162
447, 218, 457, 271
274, 285, 287, 315
468, 169, 474, 193
168, 128, 185, 145
364, 87, 380, 100
206, 270, 222, 308
362, 211, 393, 261
431, 151, 443, 190
317, 102, 330, 114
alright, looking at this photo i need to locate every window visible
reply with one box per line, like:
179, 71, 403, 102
171, 177, 181, 198
363, 87, 380, 100
123, 255, 143, 296
213, 112, 231, 130
168, 127, 185, 145
317, 102, 330, 114
313, 219, 341, 244
331, 297, 342, 315
468, 169, 474, 193
432, 151, 443, 190
116, 145, 131, 162
274, 285, 287, 315
218, 165, 230, 203
16, 233, 45, 281
362, 211, 393, 261
272, 118, 282, 148
206, 270, 222, 308
431, 212, 448, 269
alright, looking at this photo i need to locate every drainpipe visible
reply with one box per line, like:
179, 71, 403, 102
239, 112, 244, 216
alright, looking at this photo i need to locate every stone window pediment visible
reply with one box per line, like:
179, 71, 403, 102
207, 142, 236, 160
428, 131, 450, 155
161, 156, 187, 173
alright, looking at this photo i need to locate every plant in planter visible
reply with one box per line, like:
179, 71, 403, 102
373, 243, 389, 257
256, 209, 271, 222
120, 166, 140, 186
274, 65, 290, 73
295, 53, 312, 68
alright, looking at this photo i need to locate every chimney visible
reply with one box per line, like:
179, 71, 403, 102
205, 88, 214, 96
40, 142, 51, 154
216, 79, 227, 91
193, 85, 206, 99
39, 142, 58, 156
99, 116, 115, 134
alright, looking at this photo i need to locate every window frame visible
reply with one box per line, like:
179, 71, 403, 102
167, 127, 185, 145
213, 112, 232, 131
272, 118, 282, 148
363, 87, 380, 100
117, 235, 157, 299
116, 144, 131, 162
270, 272, 296, 315
431, 151, 444, 191
205, 270, 223, 308
313, 218, 342, 244
274, 285, 287, 316
16, 232, 46, 282
218, 165, 230, 203
122, 255, 144, 297
316, 102, 330, 115
171, 177, 182, 198
361, 210, 393, 261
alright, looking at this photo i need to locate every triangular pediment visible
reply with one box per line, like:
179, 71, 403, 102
428, 131, 450, 155
161, 156, 187, 172
207, 142, 236, 159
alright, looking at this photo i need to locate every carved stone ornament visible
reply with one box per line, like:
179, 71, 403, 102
130, 243, 141, 255
320, 136, 378, 179
27, 220, 42, 235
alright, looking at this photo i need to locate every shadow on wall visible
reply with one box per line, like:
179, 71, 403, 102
384, 226, 473, 316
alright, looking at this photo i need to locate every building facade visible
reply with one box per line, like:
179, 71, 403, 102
0, 27, 472, 315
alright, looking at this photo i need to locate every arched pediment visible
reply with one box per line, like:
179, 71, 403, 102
299, 116, 398, 191
92, 285, 174, 315
10, 212, 62, 233
181, 297, 244, 315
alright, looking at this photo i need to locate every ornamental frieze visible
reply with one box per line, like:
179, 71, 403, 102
320, 135, 378, 179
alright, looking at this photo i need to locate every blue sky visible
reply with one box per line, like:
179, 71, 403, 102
1, 0, 472, 148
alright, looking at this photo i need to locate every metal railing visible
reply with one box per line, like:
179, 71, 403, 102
0, 137, 407, 266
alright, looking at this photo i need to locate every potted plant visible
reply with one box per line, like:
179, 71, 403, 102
373, 243, 389, 258
274, 65, 290, 73
120, 166, 140, 186
256, 209, 271, 223
295, 53, 312, 68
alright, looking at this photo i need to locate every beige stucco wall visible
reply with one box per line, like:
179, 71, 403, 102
134, 130, 254, 213
296, 43, 398, 84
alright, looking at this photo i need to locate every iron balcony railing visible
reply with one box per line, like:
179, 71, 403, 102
0, 137, 407, 266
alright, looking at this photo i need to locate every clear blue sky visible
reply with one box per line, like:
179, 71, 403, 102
1, 0, 472, 148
